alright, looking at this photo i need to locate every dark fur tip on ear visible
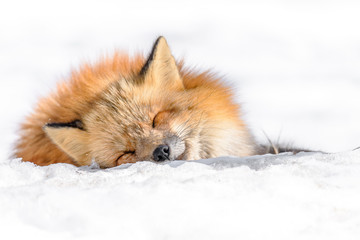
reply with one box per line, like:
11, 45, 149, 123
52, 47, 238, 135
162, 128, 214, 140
139, 36, 165, 76
44, 120, 85, 130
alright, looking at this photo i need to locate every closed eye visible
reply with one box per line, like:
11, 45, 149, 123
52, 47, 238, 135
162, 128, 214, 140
116, 151, 135, 162
152, 110, 172, 128
152, 112, 159, 128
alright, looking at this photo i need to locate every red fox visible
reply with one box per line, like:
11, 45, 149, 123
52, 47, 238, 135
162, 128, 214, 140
15, 37, 300, 168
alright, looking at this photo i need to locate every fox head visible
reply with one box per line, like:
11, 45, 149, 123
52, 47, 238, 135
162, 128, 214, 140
43, 37, 256, 167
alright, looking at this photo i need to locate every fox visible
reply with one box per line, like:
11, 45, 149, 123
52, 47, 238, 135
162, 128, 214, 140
15, 36, 303, 168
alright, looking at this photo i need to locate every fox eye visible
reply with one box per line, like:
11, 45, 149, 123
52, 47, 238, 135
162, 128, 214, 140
152, 113, 158, 128
152, 111, 171, 128
116, 151, 135, 165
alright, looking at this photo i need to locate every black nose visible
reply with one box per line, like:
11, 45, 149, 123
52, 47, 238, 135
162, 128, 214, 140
153, 144, 170, 161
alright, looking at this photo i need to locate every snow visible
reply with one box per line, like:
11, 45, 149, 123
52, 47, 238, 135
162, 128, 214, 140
1, 151, 360, 239
1, 0, 360, 239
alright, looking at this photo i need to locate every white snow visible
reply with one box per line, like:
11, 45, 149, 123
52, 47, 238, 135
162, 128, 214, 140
1, 0, 360, 239
1, 151, 360, 240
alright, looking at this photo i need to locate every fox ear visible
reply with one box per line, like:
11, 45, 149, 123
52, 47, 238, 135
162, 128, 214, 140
140, 36, 184, 90
43, 120, 91, 165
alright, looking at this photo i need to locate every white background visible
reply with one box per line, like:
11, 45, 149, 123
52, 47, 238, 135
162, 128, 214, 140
1, 0, 359, 155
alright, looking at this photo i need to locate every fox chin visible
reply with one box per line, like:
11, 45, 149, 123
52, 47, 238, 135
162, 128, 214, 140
15, 36, 300, 168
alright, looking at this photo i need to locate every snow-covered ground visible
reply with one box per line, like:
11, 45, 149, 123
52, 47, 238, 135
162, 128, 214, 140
1, 151, 360, 240
1, 0, 360, 239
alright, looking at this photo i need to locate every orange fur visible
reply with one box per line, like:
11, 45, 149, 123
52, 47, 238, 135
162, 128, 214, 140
15, 37, 256, 167
16, 53, 144, 166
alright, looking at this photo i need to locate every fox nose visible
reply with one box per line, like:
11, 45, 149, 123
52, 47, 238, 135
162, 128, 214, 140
153, 144, 170, 161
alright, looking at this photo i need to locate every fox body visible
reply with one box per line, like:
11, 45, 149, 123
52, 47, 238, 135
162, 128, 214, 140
15, 37, 260, 168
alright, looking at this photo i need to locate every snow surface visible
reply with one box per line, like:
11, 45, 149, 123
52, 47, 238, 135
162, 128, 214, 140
1, 150, 360, 240
1, 0, 360, 239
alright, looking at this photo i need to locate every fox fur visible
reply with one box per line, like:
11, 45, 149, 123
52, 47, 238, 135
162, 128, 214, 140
15, 37, 297, 168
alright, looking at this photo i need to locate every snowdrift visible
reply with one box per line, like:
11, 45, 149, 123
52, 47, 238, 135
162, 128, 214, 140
1, 150, 359, 240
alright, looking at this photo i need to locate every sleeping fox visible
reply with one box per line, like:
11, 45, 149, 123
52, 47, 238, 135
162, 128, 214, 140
15, 37, 302, 168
